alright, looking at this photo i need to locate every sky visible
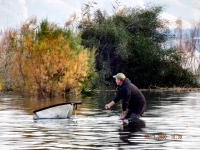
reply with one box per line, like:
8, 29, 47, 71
0, 0, 200, 30
0, 0, 200, 71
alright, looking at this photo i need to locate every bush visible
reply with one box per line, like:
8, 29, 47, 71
3, 18, 96, 98
80, 5, 198, 88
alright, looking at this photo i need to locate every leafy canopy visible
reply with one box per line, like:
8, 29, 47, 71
80, 5, 198, 88
7, 18, 95, 98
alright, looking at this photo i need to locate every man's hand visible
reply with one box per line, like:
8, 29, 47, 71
105, 104, 110, 110
119, 111, 126, 120
105, 101, 115, 110
119, 114, 125, 120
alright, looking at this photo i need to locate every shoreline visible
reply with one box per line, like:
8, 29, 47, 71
140, 88, 200, 92
96, 87, 200, 92
1, 87, 200, 97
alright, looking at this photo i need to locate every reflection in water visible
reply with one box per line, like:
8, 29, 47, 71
122, 119, 146, 132
119, 119, 146, 148
0, 91, 200, 149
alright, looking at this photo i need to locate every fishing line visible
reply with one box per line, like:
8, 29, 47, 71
81, 102, 120, 116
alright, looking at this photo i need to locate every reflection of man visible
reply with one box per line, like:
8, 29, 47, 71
105, 73, 146, 121
119, 120, 146, 146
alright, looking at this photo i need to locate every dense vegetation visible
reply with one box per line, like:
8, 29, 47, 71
0, 18, 95, 98
0, 3, 199, 98
80, 5, 198, 88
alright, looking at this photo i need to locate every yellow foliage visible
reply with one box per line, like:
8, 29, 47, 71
0, 83, 2, 92
8, 18, 94, 98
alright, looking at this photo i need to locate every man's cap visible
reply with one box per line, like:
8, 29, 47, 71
113, 73, 126, 80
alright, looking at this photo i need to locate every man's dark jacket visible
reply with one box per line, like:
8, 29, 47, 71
113, 78, 146, 115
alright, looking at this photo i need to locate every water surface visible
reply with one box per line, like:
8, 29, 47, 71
0, 91, 199, 149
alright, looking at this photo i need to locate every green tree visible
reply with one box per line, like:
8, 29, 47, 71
80, 4, 198, 88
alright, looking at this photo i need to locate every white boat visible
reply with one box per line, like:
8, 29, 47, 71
33, 101, 82, 120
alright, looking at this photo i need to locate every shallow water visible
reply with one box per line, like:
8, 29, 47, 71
0, 91, 199, 149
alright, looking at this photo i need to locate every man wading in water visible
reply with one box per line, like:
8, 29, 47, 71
105, 73, 146, 121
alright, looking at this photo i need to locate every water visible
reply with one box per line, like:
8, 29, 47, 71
0, 91, 200, 149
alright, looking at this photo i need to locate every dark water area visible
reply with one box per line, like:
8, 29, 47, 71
0, 91, 199, 149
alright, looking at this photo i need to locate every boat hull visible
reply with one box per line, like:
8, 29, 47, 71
33, 103, 73, 120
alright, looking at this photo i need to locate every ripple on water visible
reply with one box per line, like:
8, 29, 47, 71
0, 92, 200, 149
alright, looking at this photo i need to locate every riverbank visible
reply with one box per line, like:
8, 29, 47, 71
1, 87, 200, 98
96, 87, 200, 93
140, 87, 200, 92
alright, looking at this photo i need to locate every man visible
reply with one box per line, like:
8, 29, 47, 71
105, 73, 146, 121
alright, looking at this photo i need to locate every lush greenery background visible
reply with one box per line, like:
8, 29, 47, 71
0, 3, 199, 98
80, 5, 198, 89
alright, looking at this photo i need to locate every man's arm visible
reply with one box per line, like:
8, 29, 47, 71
105, 101, 115, 109
121, 87, 131, 111
120, 87, 131, 119
120, 110, 126, 120
105, 88, 121, 109
105, 101, 126, 120
105, 102, 126, 120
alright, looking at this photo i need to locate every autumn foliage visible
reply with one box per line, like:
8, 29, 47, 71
4, 18, 95, 98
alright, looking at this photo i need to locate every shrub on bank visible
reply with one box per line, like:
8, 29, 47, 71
1, 18, 96, 98
80, 5, 199, 88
